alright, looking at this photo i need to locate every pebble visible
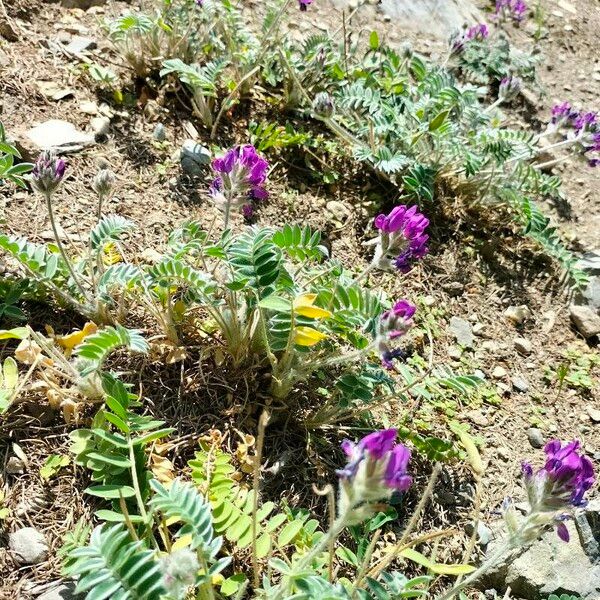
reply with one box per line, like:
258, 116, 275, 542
153, 123, 166, 141
587, 407, 600, 423
9, 527, 48, 564
467, 410, 489, 427
448, 346, 462, 360
569, 304, 600, 338
511, 375, 529, 393
504, 305, 531, 325
492, 366, 507, 379
180, 140, 211, 175
64, 36, 96, 54
442, 281, 464, 297
5, 456, 25, 474
527, 427, 545, 449
449, 316, 474, 348
482, 340, 500, 352
326, 200, 352, 222
473, 323, 485, 336
497, 447, 510, 461
514, 337, 532, 355
79, 101, 98, 115
25, 119, 94, 152
423, 295, 435, 307
90, 116, 110, 138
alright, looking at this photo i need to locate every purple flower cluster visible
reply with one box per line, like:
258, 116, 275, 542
377, 299, 416, 369
374, 205, 429, 273
494, 0, 527, 23
451, 23, 489, 54
499, 75, 522, 101
550, 103, 600, 167
522, 439, 595, 541
31, 150, 66, 195
337, 429, 412, 494
298, 0, 313, 11
210, 145, 269, 221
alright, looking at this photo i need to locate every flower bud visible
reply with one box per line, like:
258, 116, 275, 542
400, 42, 413, 59
92, 168, 115, 197
31, 150, 66, 195
312, 92, 335, 119
499, 75, 522, 101
161, 548, 199, 597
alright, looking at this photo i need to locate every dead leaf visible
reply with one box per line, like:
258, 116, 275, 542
15, 339, 52, 366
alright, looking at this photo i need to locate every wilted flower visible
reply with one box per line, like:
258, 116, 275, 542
298, 0, 313, 11
31, 150, 66, 195
371, 205, 429, 273
337, 429, 412, 514
312, 92, 334, 119
495, 0, 527, 23
161, 548, 199, 596
92, 168, 115, 198
376, 299, 415, 368
499, 75, 522, 101
210, 144, 269, 226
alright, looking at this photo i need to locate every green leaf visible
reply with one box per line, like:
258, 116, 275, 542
85, 485, 136, 499
336, 546, 359, 566
0, 327, 29, 340
369, 30, 380, 50
277, 519, 304, 546
258, 296, 291, 312
220, 573, 247, 596
428, 110, 450, 132
401, 548, 475, 575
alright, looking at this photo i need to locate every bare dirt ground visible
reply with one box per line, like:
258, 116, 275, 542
0, 0, 598, 597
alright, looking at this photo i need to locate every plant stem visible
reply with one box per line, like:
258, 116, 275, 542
44, 191, 90, 304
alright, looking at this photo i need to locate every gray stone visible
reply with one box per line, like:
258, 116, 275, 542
37, 582, 80, 600
79, 101, 98, 115
25, 119, 94, 153
511, 375, 529, 393
64, 36, 96, 54
576, 276, 600, 312
442, 281, 464, 296
9, 527, 48, 564
588, 407, 600, 423
570, 305, 600, 338
483, 522, 600, 599
449, 316, 474, 348
5, 456, 25, 474
153, 123, 166, 141
90, 116, 110, 138
180, 140, 211, 175
514, 337, 532, 355
526, 427, 545, 449
492, 366, 507, 379
578, 250, 600, 275
326, 200, 352, 222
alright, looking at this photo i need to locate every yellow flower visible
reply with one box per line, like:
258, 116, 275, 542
293, 293, 332, 320
295, 326, 327, 346
57, 322, 98, 352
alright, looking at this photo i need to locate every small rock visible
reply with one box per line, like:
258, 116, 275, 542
326, 200, 351, 222
79, 101, 98, 115
423, 295, 435, 307
64, 35, 96, 53
569, 305, 600, 338
37, 582, 80, 600
497, 447, 510, 461
587, 407, 600, 423
449, 316, 474, 348
467, 410, 489, 427
492, 366, 507, 379
442, 281, 464, 297
90, 116, 110, 138
25, 119, 94, 152
448, 346, 462, 360
153, 123, 166, 141
9, 527, 49, 564
514, 337, 533, 355
527, 427, 545, 449
5, 456, 25, 474
577, 276, 600, 311
37, 82, 75, 101
465, 521, 493, 547
504, 305, 531, 325
482, 340, 499, 352
180, 140, 211, 175
511, 376, 529, 393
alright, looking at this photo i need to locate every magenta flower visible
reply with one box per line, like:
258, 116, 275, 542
521, 439, 595, 542
210, 144, 269, 227
495, 0, 527, 23
465, 23, 489, 40
377, 299, 416, 369
31, 150, 66, 195
372, 205, 429, 274
337, 429, 412, 496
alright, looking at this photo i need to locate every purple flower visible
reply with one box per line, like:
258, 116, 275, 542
465, 23, 489, 41
551, 101, 573, 124
384, 445, 413, 491
377, 299, 416, 368
31, 150, 66, 195
298, 0, 313, 10
211, 145, 269, 222
337, 429, 412, 498
195, 0, 203, 5
373, 205, 429, 274
499, 75, 522, 101
495, 0, 527, 23
521, 439, 595, 542
242, 204, 254, 220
